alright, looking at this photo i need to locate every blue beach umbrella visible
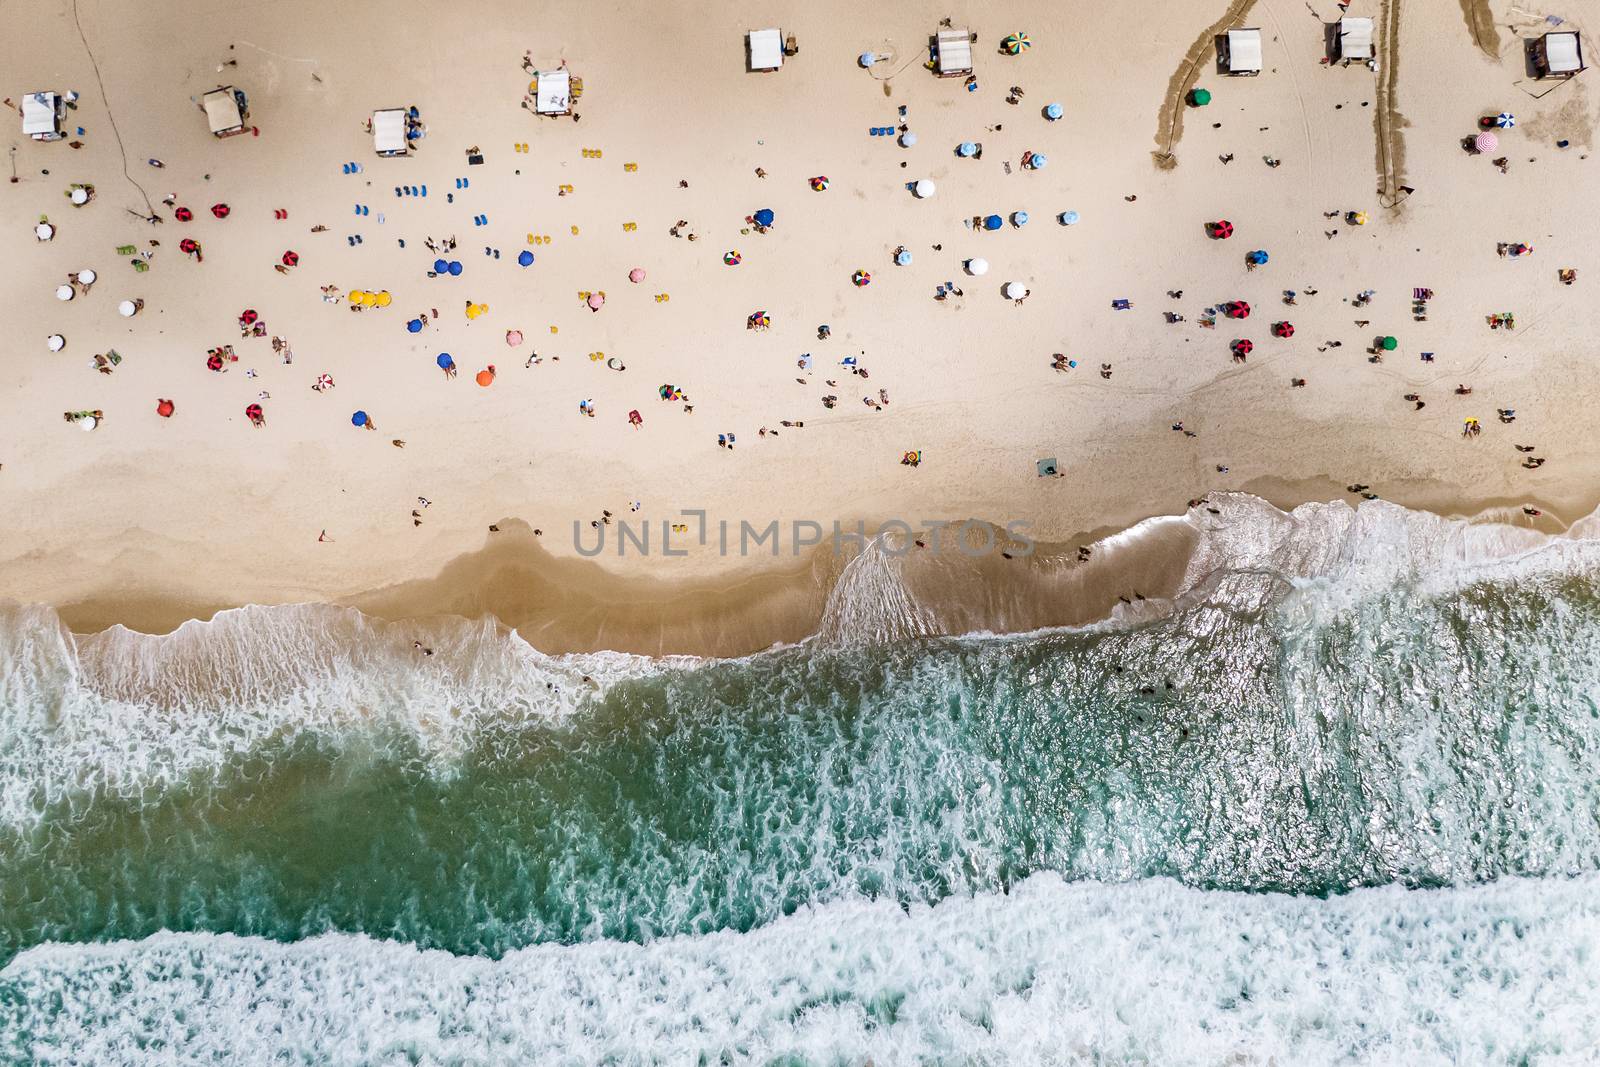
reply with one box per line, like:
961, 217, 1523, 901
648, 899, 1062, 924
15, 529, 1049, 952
1059, 210, 1080, 225
433, 258, 449, 274
407, 318, 423, 333
895, 249, 913, 266
859, 52, 876, 68
436, 353, 454, 369
754, 208, 775, 227
983, 214, 1003, 230
957, 141, 977, 157
447, 260, 463, 276
1044, 102, 1063, 120
517, 250, 535, 266
1012, 211, 1030, 226
1029, 152, 1048, 168
1495, 112, 1515, 129
351, 410, 368, 427
1247, 249, 1269, 265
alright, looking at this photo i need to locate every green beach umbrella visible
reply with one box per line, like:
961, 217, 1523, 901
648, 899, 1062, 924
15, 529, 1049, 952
1189, 88, 1212, 107
1381, 335, 1398, 350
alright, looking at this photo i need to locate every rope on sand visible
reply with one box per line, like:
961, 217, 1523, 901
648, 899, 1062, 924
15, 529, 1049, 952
70, 0, 154, 216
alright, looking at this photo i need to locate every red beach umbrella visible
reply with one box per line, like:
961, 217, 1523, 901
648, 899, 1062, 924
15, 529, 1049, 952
1211, 219, 1234, 239
239, 309, 259, 325
156, 398, 175, 418
211, 203, 231, 219
1231, 338, 1253, 357
245, 403, 264, 425
174, 206, 194, 221
1272, 321, 1295, 338
180, 238, 200, 255
282, 250, 299, 267
1225, 301, 1250, 319
206, 352, 224, 371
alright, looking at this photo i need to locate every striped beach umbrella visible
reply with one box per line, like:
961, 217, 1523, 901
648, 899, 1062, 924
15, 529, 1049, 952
1474, 130, 1498, 153
1002, 33, 1031, 55
1495, 112, 1515, 128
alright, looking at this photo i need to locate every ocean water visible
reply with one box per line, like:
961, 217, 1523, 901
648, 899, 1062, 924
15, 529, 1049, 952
3, 495, 1600, 1064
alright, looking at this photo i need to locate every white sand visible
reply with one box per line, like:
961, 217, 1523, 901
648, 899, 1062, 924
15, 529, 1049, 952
1, 0, 1596, 634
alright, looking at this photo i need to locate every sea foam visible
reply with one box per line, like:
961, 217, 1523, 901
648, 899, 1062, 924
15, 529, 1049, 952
4, 872, 1598, 1066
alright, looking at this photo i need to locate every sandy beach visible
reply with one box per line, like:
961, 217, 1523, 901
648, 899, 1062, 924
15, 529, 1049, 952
3, 0, 1598, 651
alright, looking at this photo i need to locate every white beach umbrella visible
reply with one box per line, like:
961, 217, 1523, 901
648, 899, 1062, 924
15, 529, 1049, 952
118, 300, 138, 317
55, 284, 74, 301
35, 222, 54, 241
1495, 112, 1515, 128
965, 257, 989, 276
46, 334, 65, 352
76, 269, 96, 286
913, 179, 935, 198
70, 187, 88, 205
899, 131, 918, 147
1003, 282, 1029, 300
79, 416, 97, 432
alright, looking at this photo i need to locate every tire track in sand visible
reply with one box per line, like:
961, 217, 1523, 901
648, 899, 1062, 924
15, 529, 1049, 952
1457, 0, 1500, 59
1151, 0, 1261, 169
1374, 0, 1408, 205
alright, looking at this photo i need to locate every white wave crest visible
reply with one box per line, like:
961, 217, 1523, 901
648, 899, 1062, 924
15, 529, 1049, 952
5, 872, 1599, 1066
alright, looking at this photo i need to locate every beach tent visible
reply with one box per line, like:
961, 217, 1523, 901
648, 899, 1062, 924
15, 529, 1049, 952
202, 86, 248, 137
936, 28, 974, 77
372, 109, 408, 156
1223, 29, 1263, 75
536, 70, 572, 115
748, 28, 784, 71
22, 91, 65, 141
1336, 17, 1374, 61
1535, 32, 1583, 77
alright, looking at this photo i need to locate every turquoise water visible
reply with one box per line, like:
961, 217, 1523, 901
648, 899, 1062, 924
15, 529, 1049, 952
4, 498, 1600, 1063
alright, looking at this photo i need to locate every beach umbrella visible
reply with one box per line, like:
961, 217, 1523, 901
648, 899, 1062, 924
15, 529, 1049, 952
957, 141, 978, 158
913, 179, 936, 198
1475, 130, 1498, 153
1003, 281, 1029, 300
1028, 152, 1048, 168
374, 291, 392, 308
519, 251, 535, 267
966, 257, 989, 276
1495, 112, 1515, 128
895, 249, 913, 266
35, 222, 54, 241
79, 416, 97, 432
46, 334, 65, 351
1247, 249, 1269, 265
1381, 335, 1398, 350
1012, 211, 1029, 226
239, 309, 258, 325
899, 131, 918, 147
407, 318, 423, 333
70, 187, 88, 205
852, 269, 871, 286
628, 266, 645, 282
1227, 301, 1251, 319
859, 52, 876, 68
448, 261, 463, 276
1059, 210, 1080, 225
210, 203, 230, 219
245, 403, 264, 424
436, 353, 454, 369
350, 289, 368, 302
1348, 211, 1368, 226
206, 353, 224, 371
724, 250, 743, 265
77, 269, 96, 286
983, 214, 1003, 231
360, 292, 379, 308
282, 250, 299, 267
156, 398, 174, 418
1044, 102, 1063, 121
475, 366, 496, 387
180, 238, 200, 255
810, 175, 830, 191
506, 330, 523, 346
1002, 32, 1031, 54
1189, 88, 1211, 107
588, 293, 605, 310
55, 284, 74, 301
1210, 219, 1234, 239
1232, 339, 1253, 356
315, 374, 335, 390
1272, 321, 1294, 338
434, 258, 450, 274
351, 411, 369, 427
174, 207, 193, 222
754, 208, 775, 227
118, 300, 138, 317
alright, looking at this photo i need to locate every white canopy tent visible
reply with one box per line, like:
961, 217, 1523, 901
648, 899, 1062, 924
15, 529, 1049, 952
372, 108, 408, 156
1224, 28, 1263, 74
1338, 17, 1374, 61
936, 29, 973, 76
536, 70, 572, 115
203, 87, 246, 137
748, 28, 783, 71
1541, 31, 1583, 75
22, 91, 63, 140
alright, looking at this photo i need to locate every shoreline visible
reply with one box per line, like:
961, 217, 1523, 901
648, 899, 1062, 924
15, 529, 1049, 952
46, 485, 1599, 657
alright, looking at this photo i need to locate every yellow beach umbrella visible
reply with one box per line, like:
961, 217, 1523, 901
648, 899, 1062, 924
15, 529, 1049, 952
360, 291, 379, 307
349, 289, 368, 302
374, 291, 392, 308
